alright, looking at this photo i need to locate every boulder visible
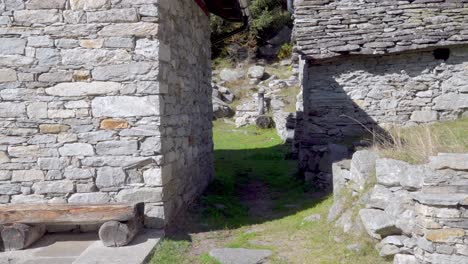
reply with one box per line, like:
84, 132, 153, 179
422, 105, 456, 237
359, 209, 401, 239
368, 185, 394, 210
247, 65, 265, 80
209, 248, 272, 264
255, 115, 274, 129
213, 97, 233, 119
267, 26, 292, 46
219, 68, 245, 82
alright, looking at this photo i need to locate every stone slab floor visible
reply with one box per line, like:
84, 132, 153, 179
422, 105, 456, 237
0, 229, 164, 264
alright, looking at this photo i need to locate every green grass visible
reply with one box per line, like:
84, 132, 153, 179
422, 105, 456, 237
150, 121, 387, 264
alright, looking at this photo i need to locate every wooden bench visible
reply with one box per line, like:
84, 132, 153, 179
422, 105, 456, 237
0, 203, 143, 251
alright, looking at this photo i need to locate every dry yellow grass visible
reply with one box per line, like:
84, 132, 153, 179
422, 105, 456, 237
372, 118, 468, 164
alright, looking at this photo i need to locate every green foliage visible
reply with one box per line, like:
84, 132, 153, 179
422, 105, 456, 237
211, 0, 292, 59
149, 239, 191, 264
277, 43, 292, 60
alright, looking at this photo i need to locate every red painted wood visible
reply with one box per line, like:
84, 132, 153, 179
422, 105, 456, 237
194, 0, 209, 16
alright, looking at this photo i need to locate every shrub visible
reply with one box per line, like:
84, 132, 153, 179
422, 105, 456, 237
277, 42, 293, 60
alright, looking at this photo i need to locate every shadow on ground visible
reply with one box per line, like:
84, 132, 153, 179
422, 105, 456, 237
164, 143, 329, 243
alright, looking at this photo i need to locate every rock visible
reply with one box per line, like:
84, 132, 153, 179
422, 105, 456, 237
96, 167, 126, 189
346, 244, 362, 252
92, 96, 160, 117
68, 193, 110, 204
349, 150, 379, 190
393, 254, 418, 264
335, 209, 353, 233
59, 143, 94, 156
213, 97, 233, 119
98, 22, 159, 37
429, 153, 468, 171
219, 68, 245, 82
32, 180, 74, 194
255, 115, 274, 129
434, 93, 468, 110
425, 253, 468, 264
100, 119, 129, 130
248, 65, 265, 80
267, 26, 292, 46
45, 82, 120, 97
359, 209, 401, 239
96, 140, 138, 156
11, 170, 44, 182
425, 228, 465, 243
412, 193, 467, 206
410, 110, 438, 123
209, 248, 272, 264
368, 185, 394, 210
376, 159, 408, 187
116, 188, 163, 203
303, 214, 321, 223
39, 124, 70, 134
379, 244, 401, 258
64, 168, 95, 180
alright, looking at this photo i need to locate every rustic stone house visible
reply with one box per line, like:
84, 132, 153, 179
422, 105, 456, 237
0, 0, 246, 229
293, 0, 468, 188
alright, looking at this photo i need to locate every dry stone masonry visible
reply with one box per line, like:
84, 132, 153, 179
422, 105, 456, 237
330, 151, 468, 264
293, 0, 468, 188
0, 0, 213, 229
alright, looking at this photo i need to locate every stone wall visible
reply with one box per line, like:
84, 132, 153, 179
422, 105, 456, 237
294, 0, 468, 60
296, 46, 468, 189
0, 0, 212, 228
330, 151, 468, 264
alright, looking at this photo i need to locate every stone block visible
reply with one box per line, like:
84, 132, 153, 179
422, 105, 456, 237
429, 153, 468, 171
68, 193, 110, 204
349, 150, 379, 190
35, 48, 61, 65
45, 82, 120, 97
26, 0, 66, 9
135, 39, 160, 59
96, 167, 126, 189
11, 170, 44, 182
92, 62, 153, 81
39, 124, 70, 134
376, 159, 408, 187
0, 69, 18, 82
87, 8, 138, 23
96, 140, 138, 156
92, 96, 160, 117
0, 184, 21, 195
79, 39, 104, 49
0, 38, 26, 55
116, 187, 163, 203
410, 110, 438, 123
98, 22, 159, 37
32, 180, 74, 194
100, 119, 129, 130
61, 48, 131, 66
70, 0, 110, 10
0, 102, 26, 118
59, 143, 94, 156
425, 228, 465, 243
64, 168, 95, 180
359, 209, 400, 239
14, 10, 61, 24
38, 157, 69, 170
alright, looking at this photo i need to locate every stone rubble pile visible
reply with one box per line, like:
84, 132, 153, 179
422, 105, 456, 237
330, 151, 468, 264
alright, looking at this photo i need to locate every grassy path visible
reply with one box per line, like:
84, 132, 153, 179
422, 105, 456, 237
149, 121, 387, 264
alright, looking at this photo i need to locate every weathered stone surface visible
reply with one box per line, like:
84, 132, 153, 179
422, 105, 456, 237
87, 8, 138, 23
247, 66, 265, 80
209, 248, 273, 264
100, 119, 129, 130
96, 167, 126, 189
96, 141, 138, 156
359, 209, 400, 239
14, 10, 61, 24
429, 153, 468, 171
64, 168, 94, 180
68, 193, 110, 204
26, 0, 66, 9
413, 193, 467, 206
393, 254, 418, 264
39, 124, 70, 134
59, 143, 94, 156
92, 63, 153, 81
349, 150, 379, 190
0, 38, 26, 55
0, 102, 26, 118
425, 228, 465, 243
38, 158, 69, 170
410, 110, 438, 123
219, 68, 245, 82
0, 184, 21, 195
98, 22, 159, 37
70, 0, 109, 10
32, 180, 74, 194
116, 188, 163, 203
376, 159, 407, 187
11, 170, 44, 182
45, 82, 121, 97
92, 96, 160, 117
61, 49, 131, 66
0, 69, 18, 82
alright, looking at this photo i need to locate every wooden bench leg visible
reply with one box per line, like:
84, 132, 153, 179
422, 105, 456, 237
1, 223, 46, 251
98, 218, 141, 247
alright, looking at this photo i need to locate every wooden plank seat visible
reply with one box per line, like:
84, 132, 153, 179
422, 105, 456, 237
0, 203, 143, 251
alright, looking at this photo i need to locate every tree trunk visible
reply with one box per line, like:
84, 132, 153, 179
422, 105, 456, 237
98, 218, 141, 247
1, 223, 46, 251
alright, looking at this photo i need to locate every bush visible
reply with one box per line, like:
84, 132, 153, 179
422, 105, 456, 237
277, 42, 292, 60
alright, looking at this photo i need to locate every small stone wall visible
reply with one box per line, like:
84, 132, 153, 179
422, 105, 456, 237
330, 151, 468, 264
297, 46, 468, 188
0, 0, 212, 228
